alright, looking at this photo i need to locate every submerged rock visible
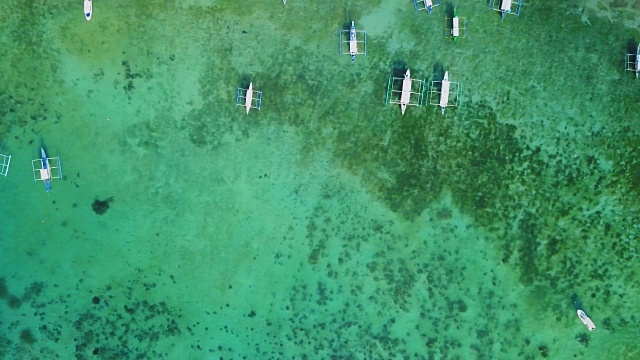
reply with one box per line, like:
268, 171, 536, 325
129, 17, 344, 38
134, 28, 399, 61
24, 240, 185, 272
92, 197, 113, 215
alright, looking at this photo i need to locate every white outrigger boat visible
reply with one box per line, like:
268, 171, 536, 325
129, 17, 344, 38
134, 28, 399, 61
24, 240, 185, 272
400, 70, 412, 115
84, 0, 92, 21
577, 310, 596, 331
349, 22, 358, 63
245, 82, 254, 114
236, 82, 262, 114
429, 71, 461, 114
444, 7, 467, 41
385, 69, 426, 114
439, 71, 450, 114
440, 71, 451, 115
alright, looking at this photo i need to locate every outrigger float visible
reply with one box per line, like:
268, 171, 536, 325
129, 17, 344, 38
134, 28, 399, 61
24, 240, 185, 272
236, 82, 262, 114
32, 147, 63, 192
0, 150, 11, 177
414, 0, 441, 14
489, 0, 522, 21
84, 0, 92, 21
385, 69, 426, 115
625, 43, 640, 79
444, 7, 467, 41
429, 71, 461, 114
340, 21, 366, 63
577, 310, 596, 331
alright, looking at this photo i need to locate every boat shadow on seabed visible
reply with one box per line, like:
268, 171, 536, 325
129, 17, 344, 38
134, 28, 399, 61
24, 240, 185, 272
571, 293, 585, 311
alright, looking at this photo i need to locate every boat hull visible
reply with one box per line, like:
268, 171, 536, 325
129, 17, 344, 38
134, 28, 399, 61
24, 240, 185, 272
399, 69, 411, 115
40, 147, 52, 192
245, 83, 253, 114
577, 310, 596, 331
349, 21, 357, 62
84, 0, 92, 21
439, 71, 450, 114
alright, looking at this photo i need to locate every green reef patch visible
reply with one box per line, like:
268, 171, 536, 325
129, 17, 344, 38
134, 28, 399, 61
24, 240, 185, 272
336, 101, 523, 222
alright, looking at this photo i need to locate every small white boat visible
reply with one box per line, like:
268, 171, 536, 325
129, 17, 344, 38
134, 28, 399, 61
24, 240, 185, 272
452, 11, 460, 37
439, 71, 450, 114
349, 21, 357, 63
245, 82, 254, 114
577, 310, 596, 331
84, 0, 92, 21
400, 70, 412, 115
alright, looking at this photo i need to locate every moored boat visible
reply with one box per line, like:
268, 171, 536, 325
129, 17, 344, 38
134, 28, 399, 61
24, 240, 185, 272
424, 0, 433, 14
577, 310, 596, 331
349, 22, 357, 63
40, 147, 52, 192
84, 0, 92, 21
245, 82, 254, 114
439, 71, 450, 114
400, 69, 411, 115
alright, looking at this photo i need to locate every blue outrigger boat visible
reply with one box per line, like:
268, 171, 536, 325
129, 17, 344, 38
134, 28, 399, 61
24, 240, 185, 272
424, 0, 434, 14
340, 21, 366, 62
33, 147, 63, 192
414, 0, 441, 14
41, 148, 52, 192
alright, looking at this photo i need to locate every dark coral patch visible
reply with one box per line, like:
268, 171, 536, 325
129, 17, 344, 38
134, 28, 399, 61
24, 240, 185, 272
19, 329, 36, 345
92, 197, 113, 215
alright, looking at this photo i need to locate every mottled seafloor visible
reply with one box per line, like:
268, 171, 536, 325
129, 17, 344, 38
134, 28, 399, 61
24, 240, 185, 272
1, 0, 639, 359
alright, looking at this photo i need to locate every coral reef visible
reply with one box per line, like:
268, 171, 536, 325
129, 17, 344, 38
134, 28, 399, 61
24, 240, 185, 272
91, 197, 113, 215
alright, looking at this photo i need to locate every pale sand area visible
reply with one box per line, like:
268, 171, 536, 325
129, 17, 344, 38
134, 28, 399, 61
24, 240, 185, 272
0, 0, 639, 359
581, 0, 640, 29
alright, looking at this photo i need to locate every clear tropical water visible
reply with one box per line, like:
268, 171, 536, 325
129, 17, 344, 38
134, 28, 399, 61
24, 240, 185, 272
1, 0, 639, 359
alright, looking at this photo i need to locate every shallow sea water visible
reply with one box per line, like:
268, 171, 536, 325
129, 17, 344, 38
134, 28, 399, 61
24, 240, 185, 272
0, 0, 639, 359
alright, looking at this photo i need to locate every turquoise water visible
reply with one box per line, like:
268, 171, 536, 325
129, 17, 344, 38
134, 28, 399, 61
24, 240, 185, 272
1, 0, 640, 359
